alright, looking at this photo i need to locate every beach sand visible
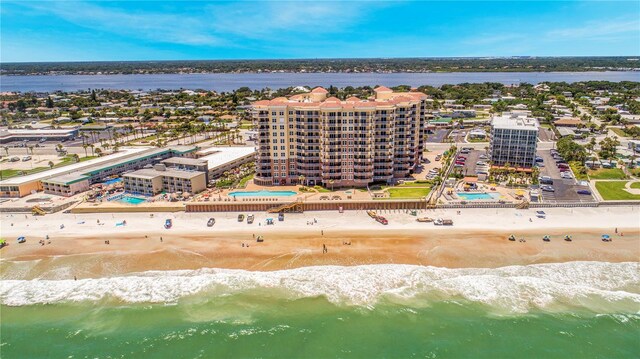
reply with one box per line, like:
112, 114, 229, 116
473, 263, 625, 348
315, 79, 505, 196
1, 206, 638, 280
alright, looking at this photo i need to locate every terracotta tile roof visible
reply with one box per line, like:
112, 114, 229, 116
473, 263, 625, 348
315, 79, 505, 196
374, 86, 392, 92
311, 87, 329, 94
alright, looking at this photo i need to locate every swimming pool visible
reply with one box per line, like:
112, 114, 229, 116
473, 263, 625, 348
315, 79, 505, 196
456, 192, 501, 200
228, 190, 297, 197
103, 178, 122, 185
118, 195, 146, 205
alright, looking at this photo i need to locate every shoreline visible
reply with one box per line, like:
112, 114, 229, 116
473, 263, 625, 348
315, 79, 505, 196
1, 206, 638, 280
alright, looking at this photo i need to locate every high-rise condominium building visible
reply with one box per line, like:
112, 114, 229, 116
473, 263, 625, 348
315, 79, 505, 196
251, 86, 428, 187
489, 114, 539, 168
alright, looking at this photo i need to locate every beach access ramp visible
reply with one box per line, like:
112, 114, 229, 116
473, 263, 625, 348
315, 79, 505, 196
267, 200, 304, 213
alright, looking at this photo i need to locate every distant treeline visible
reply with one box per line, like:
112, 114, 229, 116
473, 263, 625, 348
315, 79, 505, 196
2, 57, 639, 75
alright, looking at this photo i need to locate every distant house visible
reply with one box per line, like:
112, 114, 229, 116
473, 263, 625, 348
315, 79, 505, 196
554, 118, 583, 127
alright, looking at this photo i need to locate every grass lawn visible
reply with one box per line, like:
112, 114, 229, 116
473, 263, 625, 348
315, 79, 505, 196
588, 168, 627, 180
239, 123, 254, 130
608, 127, 629, 138
397, 181, 433, 187
0, 155, 98, 179
569, 161, 588, 181
313, 185, 333, 193
630, 182, 640, 189
238, 173, 254, 187
386, 187, 431, 199
595, 181, 640, 200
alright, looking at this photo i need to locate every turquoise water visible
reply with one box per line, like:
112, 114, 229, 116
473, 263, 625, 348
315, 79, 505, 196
119, 195, 146, 205
229, 190, 297, 197
457, 192, 501, 200
2, 262, 639, 358
102, 178, 122, 185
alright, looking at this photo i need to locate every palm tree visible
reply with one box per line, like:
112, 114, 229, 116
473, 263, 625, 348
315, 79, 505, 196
2, 146, 8, 156
298, 175, 306, 187
82, 144, 89, 157
71, 154, 80, 163
95, 148, 102, 157
48, 161, 54, 169
89, 144, 95, 157
329, 179, 335, 191
28, 145, 34, 156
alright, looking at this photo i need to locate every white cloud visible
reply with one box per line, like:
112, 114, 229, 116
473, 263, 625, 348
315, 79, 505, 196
546, 18, 640, 39
12, 1, 222, 46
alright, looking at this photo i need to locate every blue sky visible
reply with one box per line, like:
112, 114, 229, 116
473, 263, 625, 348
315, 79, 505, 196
2, 1, 639, 62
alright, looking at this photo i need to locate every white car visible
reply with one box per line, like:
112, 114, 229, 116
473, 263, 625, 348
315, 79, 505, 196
560, 172, 573, 179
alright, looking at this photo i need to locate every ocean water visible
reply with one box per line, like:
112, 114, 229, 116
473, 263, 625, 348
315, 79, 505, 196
1, 71, 639, 92
2, 262, 639, 358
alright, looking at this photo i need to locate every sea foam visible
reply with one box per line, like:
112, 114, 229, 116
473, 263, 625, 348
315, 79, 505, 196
1, 262, 639, 313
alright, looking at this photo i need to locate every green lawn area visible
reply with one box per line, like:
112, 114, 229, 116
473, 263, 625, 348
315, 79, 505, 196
386, 187, 431, 199
238, 173, 254, 187
595, 181, 640, 200
630, 182, 640, 189
313, 185, 333, 193
238, 123, 254, 130
588, 168, 627, 180
608, 127, 628, 137
397, 181, 433, 187
0, 155, 97, 179
569, 161, 588, 181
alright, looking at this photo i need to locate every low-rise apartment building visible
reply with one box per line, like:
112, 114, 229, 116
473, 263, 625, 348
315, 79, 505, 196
489, 115, 539, 168
122, 164, 206, 196
251, 86, 428, 187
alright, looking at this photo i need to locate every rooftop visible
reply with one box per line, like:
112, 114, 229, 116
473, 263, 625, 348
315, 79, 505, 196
492, 115, 539, 131
161, 157, 208, 166
123, 167, 204, 180
196, 146, 256, 169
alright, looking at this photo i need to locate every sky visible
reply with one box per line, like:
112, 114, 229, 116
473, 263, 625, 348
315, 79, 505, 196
1, 1, 639, 62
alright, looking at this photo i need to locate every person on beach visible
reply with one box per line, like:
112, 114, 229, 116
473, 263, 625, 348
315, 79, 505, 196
321, 230, 324, 236
615, 228, 618, 233
160, 237, 163, 242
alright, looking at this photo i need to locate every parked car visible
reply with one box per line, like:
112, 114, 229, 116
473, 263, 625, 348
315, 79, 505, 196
22, 156, 32, 161
577, 189, 592, 195
539, 176, 553, 185
560, 172, 573, 179
541, 185, 555, 192
9, 157, 20, 162
435, 155, 442, 161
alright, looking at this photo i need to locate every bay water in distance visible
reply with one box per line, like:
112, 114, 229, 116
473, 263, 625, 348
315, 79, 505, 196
1, 71, 639, 92
1, 262, 639, 358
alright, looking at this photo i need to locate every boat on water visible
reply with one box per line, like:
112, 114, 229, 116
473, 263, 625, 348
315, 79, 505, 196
543, 235, 551, 242
164, 219, 172, 229
238, 214, 245, 222
508, 234, 516, 241
247, 214, 255, 224
416, 217, 433, 223
564, 235, 572, 242
207, 218, 215, 227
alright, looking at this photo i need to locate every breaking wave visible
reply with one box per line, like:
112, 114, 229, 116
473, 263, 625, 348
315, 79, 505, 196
2, 262, 639, 313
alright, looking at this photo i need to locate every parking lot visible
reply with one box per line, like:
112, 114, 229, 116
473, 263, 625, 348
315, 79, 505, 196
453, 148, 490, 177
426, 129, 449, 143
536, 150, 595, 203
538, 127, 556, 142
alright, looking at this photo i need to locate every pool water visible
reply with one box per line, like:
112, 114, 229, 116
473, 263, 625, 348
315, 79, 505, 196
456, 192, 501, 200
119, 196, 146, 205
228, 190, 297, 197
103, 178, 122, 185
